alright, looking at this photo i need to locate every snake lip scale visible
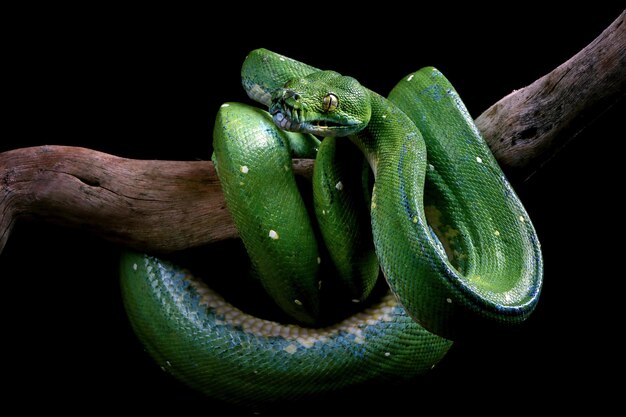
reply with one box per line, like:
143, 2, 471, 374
272, 110, 346, 135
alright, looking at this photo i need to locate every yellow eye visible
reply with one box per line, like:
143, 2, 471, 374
323, 93, 338, 112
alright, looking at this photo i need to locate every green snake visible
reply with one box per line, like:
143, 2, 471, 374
120, 49, 543, 406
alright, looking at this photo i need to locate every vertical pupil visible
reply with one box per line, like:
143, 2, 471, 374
324, 94, 337, 111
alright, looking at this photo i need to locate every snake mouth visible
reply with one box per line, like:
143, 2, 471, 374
270, 109, 349, 136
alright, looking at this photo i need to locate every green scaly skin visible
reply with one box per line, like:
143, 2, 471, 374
313, 137, 379, 302
213, 103, 322, 324
120, 49, 542, 405
121, 253, 451, 407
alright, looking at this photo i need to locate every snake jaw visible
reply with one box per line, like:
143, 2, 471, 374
271, 110, 353, 136
269, 103, 363, 137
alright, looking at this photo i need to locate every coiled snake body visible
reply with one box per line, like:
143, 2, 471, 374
121, 49, 542, 406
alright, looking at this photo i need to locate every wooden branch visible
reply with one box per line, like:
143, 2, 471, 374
476, 10, 626, 180
0, 146, 313, 253
0, 146, 224, 253
1, 12, 623, 254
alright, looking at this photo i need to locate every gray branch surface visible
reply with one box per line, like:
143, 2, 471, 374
476, 10, 625, 178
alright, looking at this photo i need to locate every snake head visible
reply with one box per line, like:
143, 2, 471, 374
269, 71, 371, 137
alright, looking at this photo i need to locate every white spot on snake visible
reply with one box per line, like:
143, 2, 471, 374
220, 103, 230, 108
428, 164, 435, 171
322, 210, 327, 215
166, 360, 172, 367
412, 216, 418, 224
253, 370, 259, 374
385, 352, 391, 357
407, 74, 414, 81
519, 216, 525, 222
382, 114, 387, 119
269, 230, 279, 240
279, 57, 286, 62
317, 257, 321, 264
132, 263, 137, 271
240, 165, 249, 174
494, 230, 500, 236
239, 181, 244, 186
318, 280, 322, 289
351, 299, 360, 303
446, 298, 452, 304
476, 156, 483, 163
294, 299, 303, 306
284, 344, 297, 354
335, 181, 343, 191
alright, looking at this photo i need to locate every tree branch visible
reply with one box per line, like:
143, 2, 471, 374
476, 10, 625, 180
1, 12, 624, 254
0, 146, 313, 253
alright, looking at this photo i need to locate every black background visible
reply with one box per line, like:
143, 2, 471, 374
2, 6, 624, 414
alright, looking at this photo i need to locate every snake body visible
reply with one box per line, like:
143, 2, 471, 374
120, 49, 542, 405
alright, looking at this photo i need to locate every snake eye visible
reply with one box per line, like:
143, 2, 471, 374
323, 93, 338, 112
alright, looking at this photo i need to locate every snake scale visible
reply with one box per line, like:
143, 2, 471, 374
120, 49, 543, 406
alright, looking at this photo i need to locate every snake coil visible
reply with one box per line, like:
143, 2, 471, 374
121, 49, 542, 407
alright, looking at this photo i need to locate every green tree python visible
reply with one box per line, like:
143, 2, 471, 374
120, 49, 543, 406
